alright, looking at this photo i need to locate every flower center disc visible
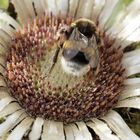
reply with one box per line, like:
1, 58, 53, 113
5, 15, 125, 123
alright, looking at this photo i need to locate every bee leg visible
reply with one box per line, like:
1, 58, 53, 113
43, 46, 61, 79
49, 46, 61, 74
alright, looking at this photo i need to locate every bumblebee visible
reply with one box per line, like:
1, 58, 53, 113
51, 18, 100, 76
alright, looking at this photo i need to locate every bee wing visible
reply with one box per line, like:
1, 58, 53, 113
88, 35, 97, 48
69, 28, 87, 40
63, 49, 79, 61
84, 35, 99, 68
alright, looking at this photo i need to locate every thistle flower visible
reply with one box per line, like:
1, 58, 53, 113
0, 0, 140, 140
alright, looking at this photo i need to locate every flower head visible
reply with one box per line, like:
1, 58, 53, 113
0, 0, 140, 140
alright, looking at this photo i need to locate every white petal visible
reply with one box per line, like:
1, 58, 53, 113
0, 65, 4, 75
126, 64, 140, 77
70, 123, 90, 140
0, 97, 15, 112
29, 117, 44, 140
23, 0, 36, 18
56, 0, 68, 16
42, 120, 65, 140
0, 39, 8, 51
91, 0, 105, 22
47, 0, 68, 17
0, 102, 21, 118
124, 49, 140, 58
107, 0, 140, 36
0, 76, 6, 87
76, 0, 94, 18
119, 85, 140, 100
0, 89, 9, 99
64, 125, 75, 140
113, 29, 140, 50
7, 117, 33, 140
117, 15, 140, 40
125, 78, 140, 85
70, 124, 84, 140
123, 49, 140, 67
0, 29, 11, 48
0, 11, 20, 29
107, 0, 140, 47
76, 122, 92, 140
124, 28, 140, 42
87, 118, 119, 140
0, 55, 6, 66
32, 0, 47, 16
0, 44, 8, 56
10, 112, 28, 129
69, 0, 80, 17
0, 23, 15, 38
117, 24, 140, 47
105, 0, 128, 30
11, 0, 35, 25
111, 37, 133, 50
99, 0, 119, 28
46, 0, 57, 16
116, 97, 140, 109
102, 110, 140, 140
0, 110, 24, 136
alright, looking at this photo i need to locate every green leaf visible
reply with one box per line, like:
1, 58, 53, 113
0, 0, 9, 9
